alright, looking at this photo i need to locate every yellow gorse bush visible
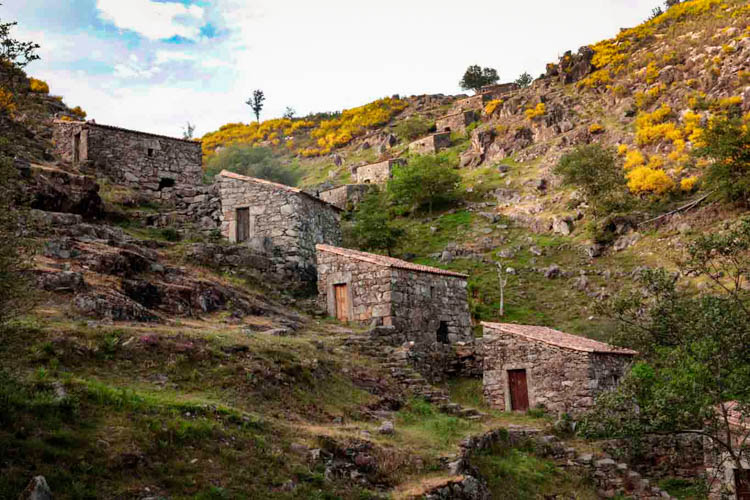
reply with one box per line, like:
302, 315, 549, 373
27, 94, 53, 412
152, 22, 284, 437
202, 118, 316, 156
624, 149, 646, 170
484, 99, 503, 115
0, 87, 16, 115
589, 123, 605, 134
29, 78, 49, 94
627, 166, 675, 194
681, 176, 699, 191
524, 103, 546, 120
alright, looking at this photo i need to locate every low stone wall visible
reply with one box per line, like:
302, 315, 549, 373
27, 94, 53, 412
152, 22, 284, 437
409, 133, 451, 155
436, 111, 478, 134
355, 159, 404, 184
600, 434, 705, 481
453, 95, 490, 112
318, 184, 373, 210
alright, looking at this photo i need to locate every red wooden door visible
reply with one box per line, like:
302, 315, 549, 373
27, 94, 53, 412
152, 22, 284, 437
334, 284, 349, 322
736, 469, 750, 500
508, 369, 529, 412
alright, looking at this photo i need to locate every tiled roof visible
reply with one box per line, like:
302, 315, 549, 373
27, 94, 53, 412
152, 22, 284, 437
54, 119, 201, 145
482, 322, 637, 356
316, 244, 468, 278
218, 170, 342, 210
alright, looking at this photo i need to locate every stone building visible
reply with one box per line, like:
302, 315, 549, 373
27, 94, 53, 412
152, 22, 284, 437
479, 82, 520, 96
482, 322, 636, 416
52, 120, 203, 199
217, 170, 342, 282
436, 111, 478, 133
318, 184, 373, 211
705, 402, 750, 499
453, 94, 491, 112
354, 159, 405, 184
316, 244, 472, 345
409, 132, 451, 155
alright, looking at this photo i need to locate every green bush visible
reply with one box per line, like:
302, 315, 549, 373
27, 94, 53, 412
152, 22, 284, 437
349, 188, 403, 255
694, 116, 750, 206
394, 116, 434, 141
389, 154, 461, 214
204, 145, 300, 186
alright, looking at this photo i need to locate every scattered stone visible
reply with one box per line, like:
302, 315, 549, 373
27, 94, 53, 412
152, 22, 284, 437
529, 246, 543, 256
378, 421, 395, 435
18, 476, 52, 500
545, 264, 561, 279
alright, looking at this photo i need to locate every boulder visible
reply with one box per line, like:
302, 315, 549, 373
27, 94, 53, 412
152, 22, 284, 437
378, 421, 395, 435
18, 162, 103, 220
544, 264, 561, 279
552, 217, 573, 236
18, 476, 52, 500
37, 270, 86, 292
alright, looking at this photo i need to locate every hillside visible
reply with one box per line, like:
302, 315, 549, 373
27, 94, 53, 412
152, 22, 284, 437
1, 1, 749, 499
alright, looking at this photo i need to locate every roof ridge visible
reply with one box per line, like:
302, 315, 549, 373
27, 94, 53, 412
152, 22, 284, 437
53, 119, 201, 144
316, 244, 468, 278
218, 170, 342, 211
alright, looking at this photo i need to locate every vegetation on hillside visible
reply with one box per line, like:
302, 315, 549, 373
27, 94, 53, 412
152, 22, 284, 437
204, 144, 300, 186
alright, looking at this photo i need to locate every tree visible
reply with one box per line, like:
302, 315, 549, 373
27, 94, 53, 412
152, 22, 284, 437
204, 145, 299, 186
649, 6, 664, 20
581, 219, 750, 480
182, 122, 196, 140
246, 89, 265, 123
388, 154, 461, 215
350, 189, 403, 255
0, 10, 40, 69
553, 144, 630, 215
393, 116, 434, 141
694, 116, 750, 206
515, 72, 533, 88
459, 65, 499, 93
283, 106, 296, 119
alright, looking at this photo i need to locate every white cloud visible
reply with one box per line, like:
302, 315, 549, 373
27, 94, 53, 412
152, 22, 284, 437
96, 0, 205, 40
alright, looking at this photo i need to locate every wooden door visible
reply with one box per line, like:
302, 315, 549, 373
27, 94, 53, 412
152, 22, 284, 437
236, 208, 249, 242
508, 369, 530, 412
736, 469, 750, 500
73, 133, 81, 164
334, 284, 349, 322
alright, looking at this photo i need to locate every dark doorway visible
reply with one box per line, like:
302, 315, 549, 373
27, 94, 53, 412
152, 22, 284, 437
736, 469, 750, 500
236, 207, 250, 242
158, 178, 176, 191
508, 369, 530, 411
334, 284, 349, 322
437, 321, 449, 344
73, 133, 81, 163
147, 148, 154, 157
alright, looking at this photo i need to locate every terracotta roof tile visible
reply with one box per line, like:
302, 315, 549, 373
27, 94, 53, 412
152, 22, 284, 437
218, 170, 341, 210
316, 244, 468, 278
482, 322, 637, 355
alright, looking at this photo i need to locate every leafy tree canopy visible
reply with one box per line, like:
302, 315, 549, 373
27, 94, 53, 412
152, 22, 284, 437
459, 65, 499, 93
204, 145, 299, 186
349, 188, 403, 255
389, 154, 460, 215
515, 72, 533, 88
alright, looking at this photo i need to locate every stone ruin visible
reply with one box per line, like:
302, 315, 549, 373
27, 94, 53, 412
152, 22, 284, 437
316, 244, 472, 346
354, 158, 405, 184
436, 110, 479, 134
409, 132, 452, 155
217, 170, 342, 283
318, 184, 373, 211
479, 82, 520, 96
482, 322, 636, 417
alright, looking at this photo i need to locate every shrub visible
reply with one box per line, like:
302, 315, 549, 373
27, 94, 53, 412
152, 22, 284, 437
626, 166, 674, 195
349, 188, 403, 255
624, 150, 646, 170
389, 154, 460, 214
70, 106, 86, 119
484, 99, 503, 116
28, 77, 49, 93
0, 87, 15, 115
524, 103, 546, 120
553, 144, 630, 215
693, 115, 750, 205
588, 123, 604, 134
393, 116, 434, 141
680, 176, 699, 192
204, 145, 300, 185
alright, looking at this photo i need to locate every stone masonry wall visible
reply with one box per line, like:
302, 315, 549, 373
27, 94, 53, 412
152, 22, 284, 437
355, 159, 404, 184
483, 328, 596, 416
590, 352, 633, 396
436, 111, 478, 133
318, 184, 373, 210
409, 132, 452, 155
453, 94, 491, 112
219, 174, 341, 283
389, 268, 471, 346
316, 251, 392, 324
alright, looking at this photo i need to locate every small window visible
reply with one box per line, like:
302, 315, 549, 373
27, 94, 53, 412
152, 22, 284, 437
158, 178, 176, 191
147, 148, 154, 157
437, 321, 449, 344
430, 286, 436, 299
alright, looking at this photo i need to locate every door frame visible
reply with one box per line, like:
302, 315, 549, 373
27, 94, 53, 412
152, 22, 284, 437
333, 283, 350, 322
326, 277, 353, 322
503, 364, 534, 412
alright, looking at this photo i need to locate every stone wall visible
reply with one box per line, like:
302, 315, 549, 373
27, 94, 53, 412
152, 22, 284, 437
479, 82, 520, 96
52, 121, 203, 201
600, 434, 705, 481
218, 173, 341, 284
436, 111, 478, 134
453, 95, 491, 112
482, 328, 632, 416
390, 267, 472, 346
318, 184, 373, 210
409, 132, 452, 155
354, 159, 404, 184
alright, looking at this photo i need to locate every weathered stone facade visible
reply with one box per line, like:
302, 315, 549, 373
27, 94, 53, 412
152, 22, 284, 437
436, 111, 478, 133
409, 132, 452, 155
317, 184, 373, 211
482, 322, 636, 417
316, 245, 472, 345
52, 120, 202, 200
704, 404, 750, 500
479, 82, 520, 96
453, 94, 491, 112
218, 171, 342, 283
354, 159, 405, 184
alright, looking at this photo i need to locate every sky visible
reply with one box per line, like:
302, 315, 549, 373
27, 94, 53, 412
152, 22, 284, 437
6, 0, 659, 138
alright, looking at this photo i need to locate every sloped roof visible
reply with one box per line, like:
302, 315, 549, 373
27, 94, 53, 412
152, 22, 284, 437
54, 119, 200, 145
316, 244, 468, 278
482, 322, 637, 356
218, 170, 341, 210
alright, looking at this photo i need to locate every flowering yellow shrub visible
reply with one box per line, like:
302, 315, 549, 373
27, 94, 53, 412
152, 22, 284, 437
71, 106, 87, 119
635, 104, 682, 146
627, 166, 675, 194
524, 103, 546, 120
680, 176, 699, 192
484, 99, 503, 115
739, 71, 750, 84
0, 87, 16, 115
718, 96, 743, 109
635, 83, 666, 108
722, 44, 736, 54
29, 78, 49, 94
588, 123, 604, 134
617, 144, 629, 156
624, 150, 646, 169
202, 117, 315, 155
647, 155, 665, 169
645, 62, 660, 83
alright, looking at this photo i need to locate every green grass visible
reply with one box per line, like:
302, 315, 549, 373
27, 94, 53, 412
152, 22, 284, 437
658, 478, 708, 500
395, 398, 479, 451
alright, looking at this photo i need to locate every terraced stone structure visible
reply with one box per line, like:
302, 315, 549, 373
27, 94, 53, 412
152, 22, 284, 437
453, 94, 491, 112
316, 244, 471, 345
436, 110, 478, 133
409, 132, 451, 155
217, 171, 342, 283
52, 120, 202, 199
354, 159, 405, 184
482, 322, 636, 417
479, 82, 520, 96
318, 184, 373, 211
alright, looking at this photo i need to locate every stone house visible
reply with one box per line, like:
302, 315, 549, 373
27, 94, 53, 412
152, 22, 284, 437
217, 170, 342, 282
409, 132, 451, 155
318, 184, 373, 211
316, 244, 472, 345
52, 120, 202, 200
354, 159, 405, 184
436, 111, 478, 134
705, 402, 750, 499
453, 94, 491, 112
482, 322, 636, 416
479, 82, 520, 96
